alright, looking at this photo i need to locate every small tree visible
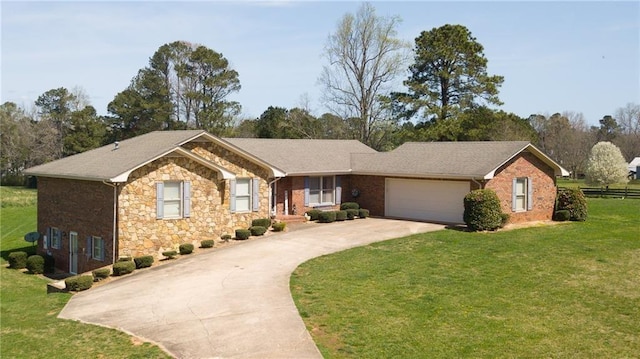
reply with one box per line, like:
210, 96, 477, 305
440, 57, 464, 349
584, 142, 629, 188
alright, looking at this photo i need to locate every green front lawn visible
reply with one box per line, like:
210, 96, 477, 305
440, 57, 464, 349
291, 199, 640, 358
558, 177, 640, 189
0, 186, 170, 359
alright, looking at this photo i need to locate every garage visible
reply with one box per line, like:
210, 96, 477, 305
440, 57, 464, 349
385, 178, 470, 223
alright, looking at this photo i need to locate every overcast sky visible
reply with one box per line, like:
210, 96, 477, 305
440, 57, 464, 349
2, 1, 638, 126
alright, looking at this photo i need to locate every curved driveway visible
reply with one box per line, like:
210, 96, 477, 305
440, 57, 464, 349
59, 218, 444, 358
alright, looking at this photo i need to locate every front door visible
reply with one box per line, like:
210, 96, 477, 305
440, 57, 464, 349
69, 231, 78, 274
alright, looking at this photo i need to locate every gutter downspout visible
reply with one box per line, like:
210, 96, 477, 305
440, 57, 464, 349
268, 177, 282, 218
102, 181, 119, 265
471, 178, 484, 190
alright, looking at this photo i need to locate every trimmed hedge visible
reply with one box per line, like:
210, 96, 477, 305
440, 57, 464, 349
553, 210, 571, 221
112, 261, 135, 276
250, 226, 267, 236
162, 250, 177, 259
26, 255, 45, 274
272, 222, 286, 232
92, 268, 111, 281
556, 188, 588, 221
346, 209, 359, 220
306, 209, 321, 221
221, 234, 232, 241
318, 211, 337, 223
358, 209, 370, 219
252, 218, 272, 228
134, 255, 154, 269
8, 251, 28, 269
179, 243, 194, 255
335, 210, 348, 221
340, 202, 360, 210
117, 256, 132, 262
235, 229, 251, 240
65, 275, 93, 291
463, 189, 504, 231
201, 239, 215, 248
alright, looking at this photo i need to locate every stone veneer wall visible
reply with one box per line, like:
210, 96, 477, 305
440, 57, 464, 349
36, 177, 115, 273
118, 142, 270, 259
485, 152, 557, 223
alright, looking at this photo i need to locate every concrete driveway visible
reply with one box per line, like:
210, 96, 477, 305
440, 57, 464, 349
59, 218, 444, 359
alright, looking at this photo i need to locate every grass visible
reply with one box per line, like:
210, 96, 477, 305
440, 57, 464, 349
0, 186, 170, 358
291, 198, 640, 358
558, 177, 640, 189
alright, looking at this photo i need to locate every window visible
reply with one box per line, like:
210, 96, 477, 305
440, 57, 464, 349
305, 176, 341, 206
156, 181, 191, 219
512, 177, 532, 212
50, 227, 61, 249
92, 236, 105, 261
230, 178, 259, 213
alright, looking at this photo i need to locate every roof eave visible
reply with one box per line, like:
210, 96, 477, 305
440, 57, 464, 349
484, 143, 570, 179
352, 170, 484, 181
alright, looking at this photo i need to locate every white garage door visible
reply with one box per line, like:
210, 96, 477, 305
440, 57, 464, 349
385, 178, 470, 223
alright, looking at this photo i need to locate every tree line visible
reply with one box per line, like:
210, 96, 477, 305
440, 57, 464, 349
2, 3, 639, 185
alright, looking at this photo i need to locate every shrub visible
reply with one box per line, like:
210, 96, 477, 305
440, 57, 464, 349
306, 209, 321, 221
463, 189, 504, 231
8, 251, 28, 269
221, 234, 232, 242
556, 188, 588, 221
318, 211, 337, 223
112, 261, 135, 276
134, 255, 154, 269
162, 250, 177, 259
358, 209, 370, 218
44, 254, 55, 273
179, 243, 194, 255
252, 218, 272, 228
117, 256, 132, 262
553, 210, 571, 222
250, 226, 267, 236
340, 202, 360, 210
235, 229, 251, 240
272, 222, 286, 232
335, 210, 348, 221
92, 268, 111, 281
200, 239, 215, 248
500, 213, 510, 228
346, 209, 359, 220
26, 255, 45, 274
65, 275, 93, 291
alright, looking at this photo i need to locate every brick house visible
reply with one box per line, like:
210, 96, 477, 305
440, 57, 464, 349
25, 131, 567, 274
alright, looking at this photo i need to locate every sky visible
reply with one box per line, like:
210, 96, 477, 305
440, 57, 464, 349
1, 1, 639, 126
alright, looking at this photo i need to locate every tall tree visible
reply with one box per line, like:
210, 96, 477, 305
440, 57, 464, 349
594, 115, 619, 142
614, 103, 640, 161
584, 141, 629, 187
394, 24, 504, 123
64, 106, 107, 156
35, 87, 77, 157
0, 102, 34, 184
319, 2, 407, 148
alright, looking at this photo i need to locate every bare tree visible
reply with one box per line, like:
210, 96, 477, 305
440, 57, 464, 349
319, 2, 408, 148
614, 102, 640, 161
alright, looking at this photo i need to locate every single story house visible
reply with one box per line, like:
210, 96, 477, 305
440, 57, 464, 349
25, 130, 568, 274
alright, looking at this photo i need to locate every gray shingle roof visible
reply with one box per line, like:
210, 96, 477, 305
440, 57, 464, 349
351, 141, 537, 179
223, 138, 377, 175
25, 130, 207, 181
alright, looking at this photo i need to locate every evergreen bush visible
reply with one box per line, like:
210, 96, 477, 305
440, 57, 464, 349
92, 268, 111, 281
179, 243, 194, 255
463, 189, 504, 231
556, 188, 588, 221
8, 251, 28, 269
221, 234, 232, 241
346, 209, 359, 220
318, 211, 337, 223
272, 222, 286, 232
200, 239, 215, 248
65, 275, 93, 291
112, 261, 135, 276
306, 209, 322, 221
134, 255, 154, 269
235, 229, 251, 240
358, 209, 370, 218
335, 210, 348, 221
252, 218, 272, 228
340, 202, 360, 210
250, 226, 267, 236
26, 255, 45, 274
553, 210, 571, 222
162, 250, 177, 259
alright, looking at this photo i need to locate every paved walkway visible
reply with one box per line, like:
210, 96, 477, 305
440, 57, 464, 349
59, 218, 444, 359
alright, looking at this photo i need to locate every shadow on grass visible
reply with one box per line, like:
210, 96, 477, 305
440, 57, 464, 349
1, 244, 37, 262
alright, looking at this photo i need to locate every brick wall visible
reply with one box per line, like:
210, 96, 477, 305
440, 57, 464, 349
37, 177, 115, 273
348, 175, 385, 216
485, 151, 557, 223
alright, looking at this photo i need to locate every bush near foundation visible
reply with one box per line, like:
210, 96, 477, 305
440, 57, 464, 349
556, 188, 588, 221
134, 255, 154, 269
463, 189, 504, 231
553, 210, 571, 222
346, 209, 359, 220
358, 209, 370, 218
65, 275, 93, 291
162, 250, 177, 259
272, 222, 286, 232
92, 268, 111, 281
252, 218, 272, 228
250, 226, 267, 236
318, 211, 337, 223
179, 243, 194, 255
200, 239, 215, 248
306, 209, 321, 221
235, 229, 251, 240
26, 255, 45, 274
8, 251, 28, 269
340, 202, 360, 210
112, 261, 135, 276
335, 210, 348, 221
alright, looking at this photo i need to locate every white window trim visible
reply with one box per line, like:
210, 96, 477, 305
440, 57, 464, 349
235, 178, 252, 213
309, 175, 336, 206
512, 177, 533, 212
163, 181, 183, 219
156, 181, 191, 219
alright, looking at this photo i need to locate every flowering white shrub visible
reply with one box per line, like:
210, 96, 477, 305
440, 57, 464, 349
584, 141, 629, 187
